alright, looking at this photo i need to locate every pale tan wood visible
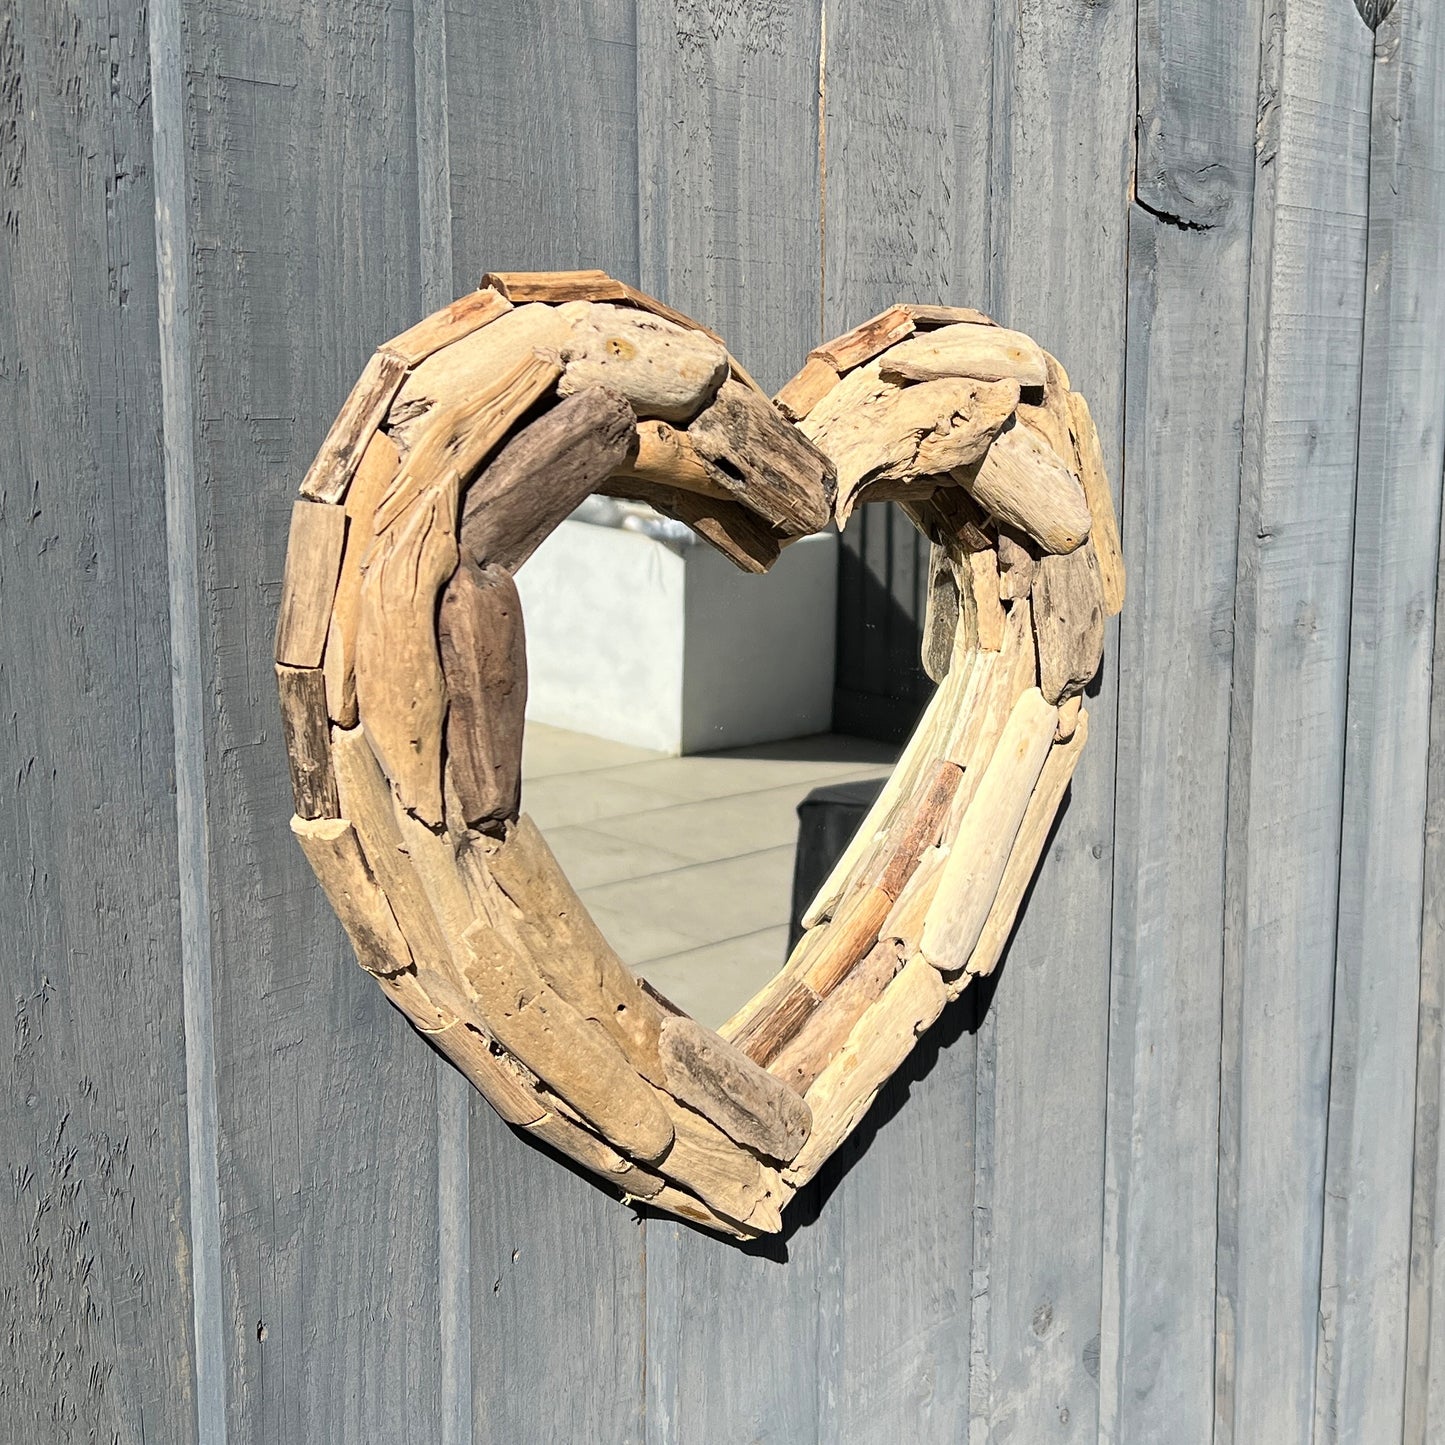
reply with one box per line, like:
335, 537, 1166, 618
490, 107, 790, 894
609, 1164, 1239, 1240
1056, 693, 1083, 743
556, 301, 729, 423
880, 843, 950, 952
996, 527, 1038, 601
299, 347, 409, 502
768, 940, 902, 1096
687, 379, 836, 536
1033, 541, 1108, 704
290, 816, 413, 976
438, 561, 526, 832
482, 269, 628, 302
458, 919, 674, 1163
799, 887, 893, 999
616, 283, 725, 344
274, 500, 347, 668
904, 303, 997, 329
387, 302, 571, 451
658, 1015, 812, 1161
608, 419, 733, 500
920, 687, 1058, 972
721, 976, 820, 1065
1066, 390, 1126, 615
811, 304, 916, 371
878, 322, 1048, 388
385, 286, 513, 365
960, 421, 1092, 555
354, 475, 459, 825
520, 1106, 667, 1201
800, 362, 1019, 523
485, 815, 669, 1086
652, 1095, 780, 1228
643, 1184, 765, 1240
388, 792, 479, 949
873, 758, 965, 900
322, 430, 399, 727
967, 544, 1006, 650
785, 957, 949, 1187
774, 355, 842, 421
276, 664, 340, 820
1017, 351, 1074, 458
951, 713, 1090, 993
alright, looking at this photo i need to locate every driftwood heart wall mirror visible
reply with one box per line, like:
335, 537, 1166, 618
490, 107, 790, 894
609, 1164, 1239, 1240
274, 269, 1125, 1240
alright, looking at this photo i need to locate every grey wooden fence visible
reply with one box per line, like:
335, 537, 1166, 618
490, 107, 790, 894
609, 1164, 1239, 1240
4, 0, 1444, 1441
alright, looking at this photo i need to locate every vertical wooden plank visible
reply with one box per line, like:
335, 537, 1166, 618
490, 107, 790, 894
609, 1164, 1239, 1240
0, 5, 199, 1440
1100, 0, 1262, 1439
1329, 3, 1445, 1441
180, 1, 445, 1440
445, 0, 639, 285
636, 0, 821, 393
970, 1, 1133, 1439
1216, 4, 1374, 1443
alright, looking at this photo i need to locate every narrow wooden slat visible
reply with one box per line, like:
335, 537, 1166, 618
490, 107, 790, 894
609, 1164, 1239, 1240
276, 664, 340, 820
274, 499, 347, 668
1066, 390, 1125, 615
811, 304, 916, 371
384, 286, 513, 365
1032, 541, 1107, 703
959, 421, 1092, 556
482, 268, 627, 302
774, 355, 842, 421
298, 347, 409, 503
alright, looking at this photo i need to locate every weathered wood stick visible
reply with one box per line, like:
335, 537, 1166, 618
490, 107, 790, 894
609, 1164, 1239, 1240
274, 500, 347, 668
922, 541, 961, 683
904, 303, 997, 330
276, 664, 340, 820
643, 1183, 766, 1240
597, 477, 783, 575
520, 1104, 667, 1202
557, 302, 729, 423
484, 815, 669, 1087
651, 1093, 774, 1224
299, 347, 409, 503
322, 429, 399, 727
1017, 352, 1074, 459
875, 759, 965, 900
967, 545, 1006, 651
951, 712, 1089, 993
1066, 391, 1126, 615
799, 888, 893, 1000
1033, 542, 1107, 704
438, 561, 527, 833
616, 283, 725, 343
687, 378, 836, 536
482, 269, 628, 303
957, 422, 1092, 555
460, 386, 636, 572
290, 816, 413, 975
878, 322, 1049, 389
1056, 693, 1083, 742
811, 304, 916, 371
920, 687, 1058, 972
785, 957, 949, 1187
354, 476, 459, 825
385, 287, 513, 365
607, 419, 733, 500
773, 355, 841, 421
658, 1015, 813, 1161
459, 919, 675, 1163
768, 940, 902, 1096
996, 528, 1038, 601
723, 976, 820, 1065
879, 843, 949, 952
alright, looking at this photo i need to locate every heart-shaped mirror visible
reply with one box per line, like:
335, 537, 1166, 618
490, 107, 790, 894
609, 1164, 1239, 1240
274, 269, 1124, 1239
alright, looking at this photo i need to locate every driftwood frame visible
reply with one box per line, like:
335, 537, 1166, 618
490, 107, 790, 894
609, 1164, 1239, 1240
275, 270, 1125, 1239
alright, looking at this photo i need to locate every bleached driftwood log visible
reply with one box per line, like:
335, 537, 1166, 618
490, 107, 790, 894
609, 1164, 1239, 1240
280, 271, 1120, 1239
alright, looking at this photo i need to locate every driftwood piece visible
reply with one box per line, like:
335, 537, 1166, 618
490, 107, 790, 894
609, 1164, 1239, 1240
643, 1184, 764, 1240
1056, 693, 1083, 742
904, 303, 997, 329
485, 815, 669, 1086
769, 940, 902, 1096
354, 476, 459, 824
658, 1016, 813, 1161
1033, 543, 1107, 704
299, 348, 409, 503
686, 379, 836, 536
276, 665, 340, 820
461, 386, 636, 572
385, 287, 513, 365
290, 816, 413, 975
459, 919, 674, 1162
959, 422, 1092, 555
520, 1104, 667, 1202
920, 687, 1058, 972
438, 561, 527, 832
388, 303, 571, 450
725, 977, 821, 1066
322, 430, 399, 727
786, 958, 948, 1188
966, 544, 1006, 651
922, 541, 962, 682
879, 322, 1049, 389
652, 1098, 781, 1229
1017, 352, 1074, 459
1066, 391, 1126, 615
608, 478, 783, 575
800, 363, 1019, 522
996, 528, 1038, 601
954, 713, 1089, 991
482, 269, 627, 303
608, 420, 733, 500
557, 303, 729, 423
274, 500, 347, 668
812, 305, 916, 371
773, 356, 841, 421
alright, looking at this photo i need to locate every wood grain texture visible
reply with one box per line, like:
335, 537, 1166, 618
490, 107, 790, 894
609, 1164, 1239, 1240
1100, 10, 1263, 1439
178, 2, 446, 1439
1326, 4, 1445, 1440
0, 4, 200, 1438
1217, 7, 1375, 1444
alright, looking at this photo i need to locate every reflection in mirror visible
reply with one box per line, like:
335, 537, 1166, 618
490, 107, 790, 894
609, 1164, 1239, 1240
513, 505, 897, 1029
